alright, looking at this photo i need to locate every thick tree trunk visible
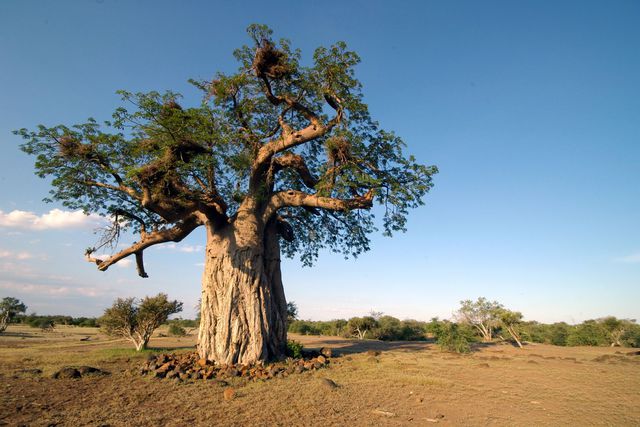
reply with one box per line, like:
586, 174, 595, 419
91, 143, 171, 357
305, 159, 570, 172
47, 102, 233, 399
197, 219, 287, 365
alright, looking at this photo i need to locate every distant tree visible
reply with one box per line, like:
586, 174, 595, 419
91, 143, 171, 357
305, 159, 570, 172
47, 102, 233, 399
499, 309, 524, 348
374, 315, 402, 340
286, 301, 298, 324
436, 321, 475, 353
566, 320, 608, 347
622, 322, 640, 348
549, 322, 570, 346
599, 316, 633, 347
100, 293, 182, 351
17, 24, 436, 364
0, 297, 27, 333
369, 310, 384, 321
347, 316, 378, 340
36, 318, 55, 331
456, 297, 503, 341
168, 319, 187, 337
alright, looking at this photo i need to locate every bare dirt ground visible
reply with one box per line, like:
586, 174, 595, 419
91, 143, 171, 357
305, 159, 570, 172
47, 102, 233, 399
1, 325, 639, 426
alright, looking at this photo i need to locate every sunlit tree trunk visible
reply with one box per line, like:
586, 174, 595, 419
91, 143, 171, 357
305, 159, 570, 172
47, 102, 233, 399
197, 216, 287, 364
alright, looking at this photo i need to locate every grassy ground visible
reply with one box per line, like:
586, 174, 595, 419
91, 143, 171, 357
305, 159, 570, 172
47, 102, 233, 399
1, 325, 639, 426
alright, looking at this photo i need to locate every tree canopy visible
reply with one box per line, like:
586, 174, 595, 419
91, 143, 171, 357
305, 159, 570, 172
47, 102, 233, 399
0, 297, 27, 333
16, 24, 437, 275
100, 293, 182, 351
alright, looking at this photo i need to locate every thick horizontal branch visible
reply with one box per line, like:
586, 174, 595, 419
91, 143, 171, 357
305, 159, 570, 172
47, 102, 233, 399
262, 189, 374, 223
85, 217, 201, 277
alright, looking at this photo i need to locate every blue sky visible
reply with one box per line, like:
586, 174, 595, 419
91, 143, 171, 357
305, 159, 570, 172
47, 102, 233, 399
0, 0, 638, 323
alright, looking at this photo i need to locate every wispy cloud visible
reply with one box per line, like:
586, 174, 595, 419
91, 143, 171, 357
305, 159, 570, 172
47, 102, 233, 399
0, 249, 33, 260
156, 243, 204, 253
0, 281, 111, 298
116, 259, 132, 268
616, 252, 640, 264
0, 209, 105, 230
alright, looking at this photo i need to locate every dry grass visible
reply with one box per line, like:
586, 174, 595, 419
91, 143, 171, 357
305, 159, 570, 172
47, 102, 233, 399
1, 325, 639, 426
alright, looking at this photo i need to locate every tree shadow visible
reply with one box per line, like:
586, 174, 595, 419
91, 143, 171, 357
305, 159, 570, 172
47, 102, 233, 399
0, 331, 40, 339
298, 338, 437, 356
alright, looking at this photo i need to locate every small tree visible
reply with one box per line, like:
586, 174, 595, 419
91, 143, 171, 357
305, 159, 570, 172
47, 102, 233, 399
100, 293, 182, 351
0, 297, 27, 333
347, 316, 378, 340
436, 321, 474, 353
599, 316, 632, 347
499, 309, 524, 348
286, 301, 298, 325
456, 297, 503, 342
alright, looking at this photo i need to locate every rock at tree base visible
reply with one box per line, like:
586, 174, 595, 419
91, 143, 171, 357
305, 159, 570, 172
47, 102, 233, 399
140, 352, 332, 382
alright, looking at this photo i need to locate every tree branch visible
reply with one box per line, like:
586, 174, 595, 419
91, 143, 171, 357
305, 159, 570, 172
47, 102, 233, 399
271, 152, 317, 189
262, 189, 374, 223
78, 180, 141, 201
85, 217, 201, 277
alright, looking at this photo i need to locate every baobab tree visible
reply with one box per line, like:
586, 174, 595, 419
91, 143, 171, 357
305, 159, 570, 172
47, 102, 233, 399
16, 25, 437, 364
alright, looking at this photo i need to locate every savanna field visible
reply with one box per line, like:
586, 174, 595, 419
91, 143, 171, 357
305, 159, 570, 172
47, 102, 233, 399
1, 325, 638, 426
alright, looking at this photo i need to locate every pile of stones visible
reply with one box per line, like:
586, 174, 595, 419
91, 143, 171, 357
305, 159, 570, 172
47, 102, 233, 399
141, 348, 333, 382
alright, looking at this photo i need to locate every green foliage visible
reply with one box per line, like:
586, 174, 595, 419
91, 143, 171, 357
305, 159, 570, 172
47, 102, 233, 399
16, 24, 436, 269
100, 293, 183, 351
622, 323, 640, 348
0, 297, 27, 333
288, 319, 321, 335
286, 340, 304, 358
286, 301, 298, 324
346, 316, 378, 339
566, 320, 608, 346
33, 318, 55, 331
168, 322, 187, 337
456, 297, 503, 340
436, 322, 475, 353
288, 316, 427, 341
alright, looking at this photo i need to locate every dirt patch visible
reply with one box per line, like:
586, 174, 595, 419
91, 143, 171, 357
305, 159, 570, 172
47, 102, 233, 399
0, 326, 639, 426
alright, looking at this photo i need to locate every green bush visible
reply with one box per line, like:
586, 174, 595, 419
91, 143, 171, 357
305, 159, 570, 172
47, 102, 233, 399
436, 322, 474, 353
77, 318, 98, 327
567, 321, 608, 346
31, 318, 54, 331
286, 340, 304, 358
168, 322, 187, 337
288, 320, 321, 335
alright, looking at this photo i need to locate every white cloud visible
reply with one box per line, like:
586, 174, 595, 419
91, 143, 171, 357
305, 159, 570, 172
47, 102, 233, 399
157, 243, 204, 253
616, 252, 640, 264
0, 250, 33, 260
0, 209, 105, 230
0, 281, 109, 298
116, 259, 133, 268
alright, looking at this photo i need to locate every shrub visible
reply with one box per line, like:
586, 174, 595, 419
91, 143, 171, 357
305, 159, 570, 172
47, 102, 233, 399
288, 320, 321, 335
286, 340, 304, 358
168, 322, 187, 337
34, 318, 55, 331
567, 321, 608, 346
100, 293, 183, 351
0, 297, 27, 333
549, 323, 570, 346
436, 322, 474, 353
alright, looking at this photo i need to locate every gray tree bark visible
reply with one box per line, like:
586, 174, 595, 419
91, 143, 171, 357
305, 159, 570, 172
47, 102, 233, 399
197, 218, 287, 365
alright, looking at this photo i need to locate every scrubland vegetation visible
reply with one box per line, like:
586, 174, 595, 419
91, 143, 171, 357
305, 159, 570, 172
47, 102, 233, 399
287, 297, 640, 351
